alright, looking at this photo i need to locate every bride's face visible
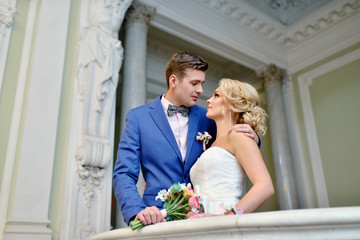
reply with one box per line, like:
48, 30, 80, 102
206, 88, 225, 120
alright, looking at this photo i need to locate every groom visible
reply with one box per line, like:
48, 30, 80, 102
113, 52, 258, 226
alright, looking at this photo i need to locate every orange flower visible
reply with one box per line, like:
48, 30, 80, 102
183, 187, 194, 197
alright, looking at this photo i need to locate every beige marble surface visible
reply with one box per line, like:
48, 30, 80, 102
91, 206, 360, 240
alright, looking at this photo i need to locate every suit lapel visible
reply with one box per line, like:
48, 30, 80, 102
148, 97, 183, 161
185, 106, 199, 164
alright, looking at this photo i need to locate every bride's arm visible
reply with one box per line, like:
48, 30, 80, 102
230, 132, 274, 213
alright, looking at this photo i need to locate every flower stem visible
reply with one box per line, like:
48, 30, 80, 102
129, 219, 144, 231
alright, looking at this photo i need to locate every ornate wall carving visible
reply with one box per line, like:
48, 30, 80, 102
75, 0, 132, 169
73, 0, 132, 238
197, 0, 360, 46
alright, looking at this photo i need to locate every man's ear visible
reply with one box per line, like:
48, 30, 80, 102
169, 74, 177, 88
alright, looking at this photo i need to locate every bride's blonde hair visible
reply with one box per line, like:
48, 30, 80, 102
219, 78, 268, 136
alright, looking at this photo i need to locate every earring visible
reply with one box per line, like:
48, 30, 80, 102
229, 110, 232, 131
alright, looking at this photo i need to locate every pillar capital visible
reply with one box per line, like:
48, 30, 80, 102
256, 64, 286, 86
125, 1, 156, 25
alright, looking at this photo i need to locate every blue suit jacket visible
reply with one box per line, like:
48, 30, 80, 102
113, 96, 216, 224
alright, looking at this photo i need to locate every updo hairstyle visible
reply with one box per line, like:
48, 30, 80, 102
219, 78, 268, 136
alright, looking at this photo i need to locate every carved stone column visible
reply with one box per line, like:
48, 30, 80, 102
257, 64, 299, 210
121, 1, 155, 125
282, 74, 313, 208
60, 0, 132, 239
115, 1, 155, 228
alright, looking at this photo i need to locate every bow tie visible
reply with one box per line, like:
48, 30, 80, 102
167, 104, 189, 117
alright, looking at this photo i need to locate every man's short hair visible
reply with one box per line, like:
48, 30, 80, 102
165, 52, 208, 88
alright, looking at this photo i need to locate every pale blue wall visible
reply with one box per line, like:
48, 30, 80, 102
294, 42, 360, 207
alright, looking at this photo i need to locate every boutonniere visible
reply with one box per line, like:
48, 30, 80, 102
196, 132, 212, 151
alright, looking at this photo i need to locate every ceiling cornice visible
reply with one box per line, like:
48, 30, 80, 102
144, 0, 286, 69
197, 0, 360, 48
138, 0, 360, 73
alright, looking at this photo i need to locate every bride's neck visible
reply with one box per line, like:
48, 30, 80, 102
215, 117, 234, 139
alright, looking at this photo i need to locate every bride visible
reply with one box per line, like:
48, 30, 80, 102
190, 78, 274, 214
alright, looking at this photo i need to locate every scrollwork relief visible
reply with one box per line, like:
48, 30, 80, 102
77, 162, 105, 208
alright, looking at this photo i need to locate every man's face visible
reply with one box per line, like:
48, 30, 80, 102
170, 69, 205, 107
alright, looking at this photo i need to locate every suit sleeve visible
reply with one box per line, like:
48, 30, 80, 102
113, 110, 146, 225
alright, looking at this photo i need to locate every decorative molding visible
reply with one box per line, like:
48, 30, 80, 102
138, 0, 359, 74
297, 48, 360, 207
77, 163, 105, 208
76, 163, 106, 239
197, 0, 360, 47
5, 218, 52, 235
0, 1, 16, 93
0, 0, 36, 237
256, 64, 285, 86
287, 12, 360, 73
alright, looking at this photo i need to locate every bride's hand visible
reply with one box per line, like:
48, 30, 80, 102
229, 124, 259, 145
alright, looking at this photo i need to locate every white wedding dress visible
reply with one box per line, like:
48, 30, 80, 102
190, 147, 246, 214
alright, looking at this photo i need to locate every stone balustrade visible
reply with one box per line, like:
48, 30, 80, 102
91, 206, 360, 240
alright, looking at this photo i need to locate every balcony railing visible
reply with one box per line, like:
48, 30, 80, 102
91, 206, 360, 240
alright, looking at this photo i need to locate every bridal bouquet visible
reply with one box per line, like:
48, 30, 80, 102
129, 183, 201, 230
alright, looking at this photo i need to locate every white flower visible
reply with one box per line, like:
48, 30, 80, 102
180, 183, 187, 191
155, 189, 168, 201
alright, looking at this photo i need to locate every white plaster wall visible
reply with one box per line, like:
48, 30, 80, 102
2, 0, 71, 239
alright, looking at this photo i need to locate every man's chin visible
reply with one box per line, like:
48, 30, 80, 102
186, 101, 197, 107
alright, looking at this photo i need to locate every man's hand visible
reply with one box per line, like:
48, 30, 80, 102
230, 124, 259, 145
135, 206, 166, 226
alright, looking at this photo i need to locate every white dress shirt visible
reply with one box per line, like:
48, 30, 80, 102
161, 95, 189, 162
